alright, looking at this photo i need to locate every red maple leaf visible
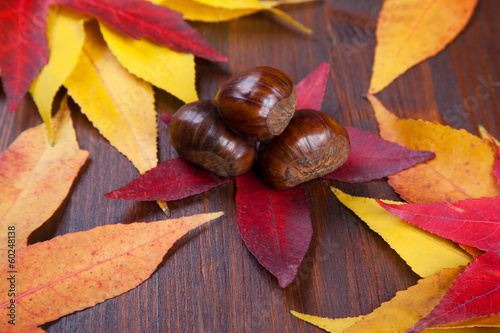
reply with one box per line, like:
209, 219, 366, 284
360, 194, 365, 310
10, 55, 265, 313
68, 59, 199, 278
379, 197, 500, 332
0, 0, 227, 113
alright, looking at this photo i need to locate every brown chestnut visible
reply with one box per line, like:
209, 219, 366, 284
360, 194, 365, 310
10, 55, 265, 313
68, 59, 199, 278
214, 66, 297, 141
170, 100, 257, 177
258, 109, 350, 189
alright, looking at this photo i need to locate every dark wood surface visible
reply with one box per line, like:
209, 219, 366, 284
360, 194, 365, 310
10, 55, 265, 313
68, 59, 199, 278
1, 1, 499, 332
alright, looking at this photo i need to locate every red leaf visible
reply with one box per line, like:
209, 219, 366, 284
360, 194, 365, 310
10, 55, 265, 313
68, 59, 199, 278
408, 251, 500, 332
379, 198, 500, 331
105, 158, 230, 201
295, 62, 330, 110
0, 0, 226, 113
235, 171, 312, 288
323, 126, 435, 183
379, 197, 500, 251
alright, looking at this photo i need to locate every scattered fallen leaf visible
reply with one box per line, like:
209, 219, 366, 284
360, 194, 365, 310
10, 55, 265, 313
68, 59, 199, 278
29, 7, 87, 144
105, 158, 231, 201
368, 95, 500, 203
154, 0, 313, 33
293, 267, 499, 332
368, 0, 478, 94
330, 187, 471, 278
0, 212, 223, 331
296, 62, 330, 110
380, 198, 500, 332
323, 126, 435, 183
0, 98, 88, 263
99, 21, 198, 104
65, 22, 157, 175
236, 171, 312, 288
0, 0, 226, 113
290, 311, 363, 332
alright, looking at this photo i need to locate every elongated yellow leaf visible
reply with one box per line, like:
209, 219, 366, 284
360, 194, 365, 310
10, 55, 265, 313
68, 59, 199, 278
64, 22, 157, 174
152, 0, 312, 33
293, 267, 499, 332
290, 311, 363, 332
152, 0, 260, 22
99, 22, 197, 104
330, 187, 471, 278
0, 98, 88, 261
29, 7, 86, 144
0, 212, 223, 331
369, 0, 478, 94
368, 95, 500, 203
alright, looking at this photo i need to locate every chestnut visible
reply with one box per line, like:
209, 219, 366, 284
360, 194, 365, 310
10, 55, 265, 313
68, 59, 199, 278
214, 66, 297, 141
170, 100, 257, 177
258, 109, 350, 189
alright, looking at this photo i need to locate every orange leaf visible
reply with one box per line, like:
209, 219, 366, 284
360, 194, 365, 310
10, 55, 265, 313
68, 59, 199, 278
369, 0, 478, 94
0, 98, 88, 260
0, 212, 223, 331
368, 95, 500, 203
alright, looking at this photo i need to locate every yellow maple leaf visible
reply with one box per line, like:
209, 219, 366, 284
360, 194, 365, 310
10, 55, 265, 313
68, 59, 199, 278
99, 22, 198, 104
153, 0, 313, 33
330, 187, 471, 278
29, 7, 87, 145
0, 98, 88, 262
369, 0, 478, 94
292, 267, 500, 332
368, 95, 500, 203
65, 22, 157, 175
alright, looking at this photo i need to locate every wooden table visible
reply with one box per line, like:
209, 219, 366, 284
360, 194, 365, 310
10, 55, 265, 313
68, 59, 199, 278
1, 0, 499, 332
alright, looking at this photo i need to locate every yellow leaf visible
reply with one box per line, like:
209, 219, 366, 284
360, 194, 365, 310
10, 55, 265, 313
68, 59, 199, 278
0, 212, 223, 331
368, 95, 500, 203
369, 0, 478, 94
29, 7, 86, 144
290, 311, 363, 332
0, 98, 88, 260
99, 22, 198, 104
152, 0, 260, 22
330, 187, 471, 278
64, 22, 157, 174
153, 0, 312, 33
344, 267, 462, 332
293, 267, 499, 332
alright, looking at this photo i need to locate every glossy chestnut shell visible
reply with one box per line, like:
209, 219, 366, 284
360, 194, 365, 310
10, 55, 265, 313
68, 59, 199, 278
258, 109, 350, 189
214, 66, 297, 141
170, 100, 257, 177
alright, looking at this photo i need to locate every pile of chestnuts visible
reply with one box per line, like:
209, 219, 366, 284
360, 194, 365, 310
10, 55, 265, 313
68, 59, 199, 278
169, 66, 350, 190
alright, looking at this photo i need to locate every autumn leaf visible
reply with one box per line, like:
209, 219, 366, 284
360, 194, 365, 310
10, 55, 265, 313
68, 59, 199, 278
0, 98, 88, 263
0, 212, 222, 332
323, 126, 435, 183
0, 0, 226, 114
296, 62, 330, 110
105, 158, 231, 201
379, 198, 500, 331
153, 0, 313, 33
368, 95, 500, 203
99, 21, 198, 104
368, 0, 478, 94
29, 7, 87, 144
236, 171, 312, 288
293, 266, 500, 332
330, 187, 471, 278
65, 22, 158, 175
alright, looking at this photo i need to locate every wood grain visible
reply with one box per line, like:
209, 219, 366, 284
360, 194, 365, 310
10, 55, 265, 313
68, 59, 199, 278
1, 1, 499, 332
